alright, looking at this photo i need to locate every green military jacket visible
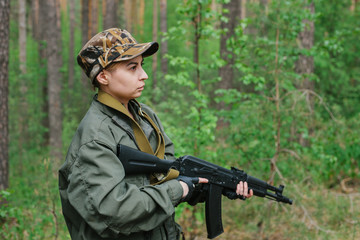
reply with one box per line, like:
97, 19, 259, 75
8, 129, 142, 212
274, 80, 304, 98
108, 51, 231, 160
59, 96, 184, 240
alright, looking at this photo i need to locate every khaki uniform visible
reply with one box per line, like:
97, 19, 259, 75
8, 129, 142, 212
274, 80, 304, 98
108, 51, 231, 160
59, 96, 183, 239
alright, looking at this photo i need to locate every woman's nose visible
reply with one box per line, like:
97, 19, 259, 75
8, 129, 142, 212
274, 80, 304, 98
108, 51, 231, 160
140, 66, 148, 80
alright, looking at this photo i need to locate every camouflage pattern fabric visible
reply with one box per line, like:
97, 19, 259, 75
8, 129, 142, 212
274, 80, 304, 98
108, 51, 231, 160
77, 28, 159, 81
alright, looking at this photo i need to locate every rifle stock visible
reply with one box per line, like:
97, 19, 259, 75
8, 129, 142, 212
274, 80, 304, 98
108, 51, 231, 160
117, 144, 292, 239
117, 144, 172, 173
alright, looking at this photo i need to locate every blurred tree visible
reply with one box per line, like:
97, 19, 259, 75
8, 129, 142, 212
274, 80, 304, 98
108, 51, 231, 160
219, 0, 241, 92
45, 0, 63, 162
160, 0, 168, 75
193, 1, 201, 92
103, 0, 118, 29
81, 0, 89, 46
89, 0, 99, 37
39, 0, 50, 145
350, 0, 358, 11
152, 0, 158, 93
19, 0, 26, 74
18, 0, 28, 175
295, 1, 315, 94
139, 0, 145, 34
217, 0, 242, 127
30, 0, 40, 40
80, 0, 94, 93
295, 1, 315, 147
124, 0, 132, 32
0, 0, 9, 192
68, 0, 76, 88
81, 0, 90, 92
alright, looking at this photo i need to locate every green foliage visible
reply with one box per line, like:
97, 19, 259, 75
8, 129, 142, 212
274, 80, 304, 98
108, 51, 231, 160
4, 0, 360, 239
314, 0, 360, 118
0, 190, 24, 240
1, 156, 69, 239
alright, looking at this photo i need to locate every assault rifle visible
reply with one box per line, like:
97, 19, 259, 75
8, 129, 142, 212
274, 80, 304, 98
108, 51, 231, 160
117, 144, 292, 239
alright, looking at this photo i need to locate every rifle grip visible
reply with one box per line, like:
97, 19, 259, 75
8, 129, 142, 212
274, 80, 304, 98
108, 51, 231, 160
205, 184, 224, 239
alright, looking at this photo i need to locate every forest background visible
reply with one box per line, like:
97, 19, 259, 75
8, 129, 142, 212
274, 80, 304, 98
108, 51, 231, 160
0, 0, 359, 239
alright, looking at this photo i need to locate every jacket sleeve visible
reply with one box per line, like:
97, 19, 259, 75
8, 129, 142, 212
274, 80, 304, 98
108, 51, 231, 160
67, 139, 183, 238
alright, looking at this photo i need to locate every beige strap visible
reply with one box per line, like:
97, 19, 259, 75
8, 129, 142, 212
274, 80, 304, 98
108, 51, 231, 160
97, 90, 165, 159
150, 168, 180, 185
140, 111, 165, 158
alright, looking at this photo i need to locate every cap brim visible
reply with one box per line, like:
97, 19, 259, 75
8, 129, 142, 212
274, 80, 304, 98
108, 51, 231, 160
113, 42, 159, 62
143, 42, 159, 57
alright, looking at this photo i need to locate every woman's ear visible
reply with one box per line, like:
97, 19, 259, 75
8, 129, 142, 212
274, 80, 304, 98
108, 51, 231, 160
96, 70, 110, 86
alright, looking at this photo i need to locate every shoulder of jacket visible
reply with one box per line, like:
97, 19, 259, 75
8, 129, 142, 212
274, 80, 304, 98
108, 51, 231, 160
74, 102, 122, 147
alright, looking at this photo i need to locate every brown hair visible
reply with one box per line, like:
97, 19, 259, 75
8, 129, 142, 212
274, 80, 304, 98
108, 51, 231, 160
92, 61, 125, 89
105, 61, 124, 73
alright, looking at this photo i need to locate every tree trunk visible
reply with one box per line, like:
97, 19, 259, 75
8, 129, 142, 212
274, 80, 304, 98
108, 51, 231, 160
124, 0, 132, 32
139, 0, 145, 35
68, 0, 75, 89
193, 2, 201, 93
89, 0, 99, 37
19, 0, 27, 74
45, 0, 63, 162
160, 0, 168, 76
350, 0, 358, 11
131, 0, 137, 34
18, 0, 28, 175
260, 0, 269, 15
103, 0, 118, 29
81, 0, 89, 45
123, 0, 137, 33
217, 0, 241, 126
295, 1, 315, 147
217, 0, 242, 128
56, 0, 62, 29
295, 3, 315, 79
39, 0, 50, 146
0, 0, 10, 192
152, 0, 158, 93
240, 0, 246, 19
30, 0, 40, 40
219, 0, 241, 92
81, 0, 92, 92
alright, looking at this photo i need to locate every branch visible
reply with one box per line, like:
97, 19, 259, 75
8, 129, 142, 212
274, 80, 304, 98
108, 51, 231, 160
281, 89, 338, 123
292, 183, 335, 234
300, 204, 335, 234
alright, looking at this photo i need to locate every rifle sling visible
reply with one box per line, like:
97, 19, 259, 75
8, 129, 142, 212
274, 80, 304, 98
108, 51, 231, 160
97, 91, 177, 185
97, 90, 165, 158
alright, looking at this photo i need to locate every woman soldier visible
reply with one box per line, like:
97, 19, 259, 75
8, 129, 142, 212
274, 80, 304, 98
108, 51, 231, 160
59, 28, 252, 240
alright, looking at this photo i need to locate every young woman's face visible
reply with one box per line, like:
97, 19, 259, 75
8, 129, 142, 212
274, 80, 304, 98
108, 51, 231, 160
103, 56, 148, 104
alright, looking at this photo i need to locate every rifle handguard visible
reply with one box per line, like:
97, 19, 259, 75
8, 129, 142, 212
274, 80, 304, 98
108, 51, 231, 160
222, 188, 246, 200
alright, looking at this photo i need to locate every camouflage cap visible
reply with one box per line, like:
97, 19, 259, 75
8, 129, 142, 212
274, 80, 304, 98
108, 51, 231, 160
77, 28, 159, 81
